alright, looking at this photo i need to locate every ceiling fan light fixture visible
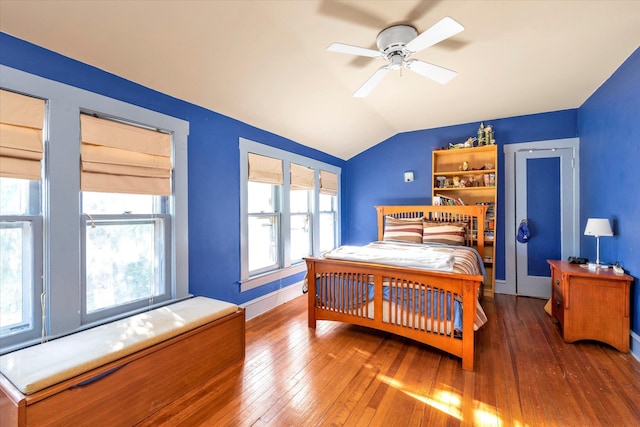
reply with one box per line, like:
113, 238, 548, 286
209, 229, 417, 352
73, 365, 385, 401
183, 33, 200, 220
389, 53, 403, 70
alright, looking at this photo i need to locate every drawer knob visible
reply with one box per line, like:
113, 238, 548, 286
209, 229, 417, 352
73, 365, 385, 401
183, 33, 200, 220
555, 279, 560, 286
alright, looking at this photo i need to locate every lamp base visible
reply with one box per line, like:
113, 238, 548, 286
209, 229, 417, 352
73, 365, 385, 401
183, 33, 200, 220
584, 262, 610, 269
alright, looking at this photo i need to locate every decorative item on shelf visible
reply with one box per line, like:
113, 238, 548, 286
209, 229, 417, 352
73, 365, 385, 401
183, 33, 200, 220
584, 218, 613, 267
485, 125, 495, 145
476, 122, 495, 146
477, 122, 485, 145
448, 137, 475, 150
452, 176, 461, 187
462, 161, 469, 171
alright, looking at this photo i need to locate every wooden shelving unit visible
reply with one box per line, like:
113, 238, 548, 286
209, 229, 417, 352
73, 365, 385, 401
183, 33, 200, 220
432, 144, 498, 297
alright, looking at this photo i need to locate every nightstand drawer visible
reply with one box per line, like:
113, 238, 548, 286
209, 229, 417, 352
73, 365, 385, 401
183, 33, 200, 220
552, 289, 564, 327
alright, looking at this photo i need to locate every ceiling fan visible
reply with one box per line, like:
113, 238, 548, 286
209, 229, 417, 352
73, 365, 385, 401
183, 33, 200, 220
327, 17, 464, 97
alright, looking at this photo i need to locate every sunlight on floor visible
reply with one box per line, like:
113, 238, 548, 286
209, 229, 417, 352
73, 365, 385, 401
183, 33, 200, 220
376, 373, 528, 426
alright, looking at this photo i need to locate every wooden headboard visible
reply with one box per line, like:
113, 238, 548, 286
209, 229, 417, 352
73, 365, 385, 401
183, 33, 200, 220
375, 205, 487, 257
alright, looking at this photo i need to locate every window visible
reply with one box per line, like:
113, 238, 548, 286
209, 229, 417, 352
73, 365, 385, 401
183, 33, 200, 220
318, 193, 337, 253
0, 66, 189, 354
247, 181, 280, 274
81, 192, 170, 322
79, 114, 173, 323
290, 163, 314, 263
240, 138, 340, 291
290, 189, 312, 262
0, 179, 43, 344
0, 89, 44, 347
319, 170, 338, 253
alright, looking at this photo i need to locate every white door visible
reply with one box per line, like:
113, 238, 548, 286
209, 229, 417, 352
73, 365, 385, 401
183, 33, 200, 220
503, 139, 580, 298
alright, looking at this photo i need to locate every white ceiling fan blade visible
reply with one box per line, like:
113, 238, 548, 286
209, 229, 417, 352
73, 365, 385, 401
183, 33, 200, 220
405, 59, 457, 84
327, 42, 383, 58
353, 66, 391, 97
405, 16, 464, 54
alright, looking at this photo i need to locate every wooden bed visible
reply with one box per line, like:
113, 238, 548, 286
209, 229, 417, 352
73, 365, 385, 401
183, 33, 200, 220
305, 205, 487, 371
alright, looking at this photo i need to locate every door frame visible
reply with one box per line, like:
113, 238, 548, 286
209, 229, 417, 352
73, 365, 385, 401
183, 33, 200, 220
501, 138, 580, 295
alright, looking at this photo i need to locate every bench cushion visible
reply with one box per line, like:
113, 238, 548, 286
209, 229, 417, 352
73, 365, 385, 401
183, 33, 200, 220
0, 296, 238, 395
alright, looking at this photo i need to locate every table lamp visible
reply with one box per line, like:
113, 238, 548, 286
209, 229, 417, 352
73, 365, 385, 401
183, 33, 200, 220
584, 218, 613, 266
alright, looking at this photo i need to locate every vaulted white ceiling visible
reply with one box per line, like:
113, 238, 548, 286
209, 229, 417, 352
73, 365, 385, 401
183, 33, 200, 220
1, 1, 639, 159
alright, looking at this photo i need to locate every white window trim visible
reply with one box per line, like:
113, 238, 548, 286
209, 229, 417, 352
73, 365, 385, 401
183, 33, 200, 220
0, 216, 43, 348
0, 65, 189, 352
239, 138, 340, 292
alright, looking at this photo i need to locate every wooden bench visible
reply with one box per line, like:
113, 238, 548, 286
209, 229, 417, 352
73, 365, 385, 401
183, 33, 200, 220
0, 297, 245, 427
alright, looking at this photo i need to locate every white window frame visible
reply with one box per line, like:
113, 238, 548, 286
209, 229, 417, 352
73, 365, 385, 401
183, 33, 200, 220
289, 189, 313, 264
80, 212, 172, 323
318, 192, 338, 253
0, 215, 43, 347
0, 65, 189, 354
247, 184, 281, 275
239, 138, 341, 292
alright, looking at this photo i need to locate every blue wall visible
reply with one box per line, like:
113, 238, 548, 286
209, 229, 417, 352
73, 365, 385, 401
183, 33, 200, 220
342, 110, 578, 280
578, 47, 640, 334
0, 33, 345, 305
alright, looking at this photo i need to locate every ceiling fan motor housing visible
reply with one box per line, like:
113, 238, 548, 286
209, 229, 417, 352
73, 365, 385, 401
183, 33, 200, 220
376, 25, 418, 60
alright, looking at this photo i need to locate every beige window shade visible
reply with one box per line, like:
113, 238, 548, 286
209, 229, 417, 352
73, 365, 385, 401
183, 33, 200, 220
80, 114, 172, 195
320, 170, 338, 196
248, 152, 283, 185
0, 89, 45, 180
290, 163, 314, 191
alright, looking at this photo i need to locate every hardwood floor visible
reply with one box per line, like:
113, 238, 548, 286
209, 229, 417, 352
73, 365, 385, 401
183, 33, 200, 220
138, 294, 640, 426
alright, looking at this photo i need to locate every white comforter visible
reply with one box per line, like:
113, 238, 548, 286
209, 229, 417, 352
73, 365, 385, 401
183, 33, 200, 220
323, 241, 455, 272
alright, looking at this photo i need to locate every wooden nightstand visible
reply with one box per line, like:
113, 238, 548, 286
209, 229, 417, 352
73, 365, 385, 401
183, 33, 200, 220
547, 260, 633, 352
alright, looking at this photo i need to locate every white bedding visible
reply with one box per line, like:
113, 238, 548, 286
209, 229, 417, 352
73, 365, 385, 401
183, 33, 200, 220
323, 241, 455, 272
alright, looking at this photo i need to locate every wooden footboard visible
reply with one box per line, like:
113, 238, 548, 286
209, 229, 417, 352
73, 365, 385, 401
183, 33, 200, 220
305, 257, 481, 371
0, 308, 245, 427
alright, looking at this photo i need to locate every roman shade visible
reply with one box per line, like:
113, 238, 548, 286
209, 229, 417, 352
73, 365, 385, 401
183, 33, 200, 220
290, 162, 314, 191
248, 152, 283, 185
319, 170, 338, 196
80, 114, 172, 195
0, 89, 45, 180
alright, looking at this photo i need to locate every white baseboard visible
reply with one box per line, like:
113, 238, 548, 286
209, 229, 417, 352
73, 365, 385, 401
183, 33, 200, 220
494, 279, 514, 295
240, 281, 304, 321
631, 330, 640, 363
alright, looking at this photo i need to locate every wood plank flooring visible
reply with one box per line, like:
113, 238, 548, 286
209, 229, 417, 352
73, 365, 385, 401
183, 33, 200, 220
137, 294, 640, 426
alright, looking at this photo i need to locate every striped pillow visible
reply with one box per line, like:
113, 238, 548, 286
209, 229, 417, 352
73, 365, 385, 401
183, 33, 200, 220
383, 216, 424, 243
422, 221, 467, 246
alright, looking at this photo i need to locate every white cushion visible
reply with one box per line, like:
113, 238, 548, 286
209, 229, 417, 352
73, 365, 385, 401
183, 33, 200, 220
0, 297, 238, 395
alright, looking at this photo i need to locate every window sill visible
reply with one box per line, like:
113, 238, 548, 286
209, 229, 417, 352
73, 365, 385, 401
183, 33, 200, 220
240, 263, 307, 292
